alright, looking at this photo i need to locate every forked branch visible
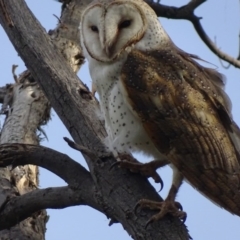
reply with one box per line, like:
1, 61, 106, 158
147, 0, 240, 69
0, 143, 105, 229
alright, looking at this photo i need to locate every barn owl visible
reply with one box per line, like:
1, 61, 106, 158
80, 0, 240, 224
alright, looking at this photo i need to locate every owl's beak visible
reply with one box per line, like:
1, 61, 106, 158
104, 43, 115, 58
103, 26, 118, 58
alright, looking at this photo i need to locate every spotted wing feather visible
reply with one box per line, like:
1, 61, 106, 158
121, 47, 240, 215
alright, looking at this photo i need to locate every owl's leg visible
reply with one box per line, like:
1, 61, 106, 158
135, 166, 186, 227
111, 156, 168, 191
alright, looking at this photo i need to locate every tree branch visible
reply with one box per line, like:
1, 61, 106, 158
190, 15, 240, 68
0, 186, 103, 230
146, 0, 206, 19
0, 143, 107, 229
0, 143, 91, 187
147, 0, 240, 68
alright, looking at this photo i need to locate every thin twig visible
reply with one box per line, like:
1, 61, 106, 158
63, 137, 98, 159
214, 36, 231, 69
64, 137, 111, 159
12, 64, 18, 82
53, 14, 61, 23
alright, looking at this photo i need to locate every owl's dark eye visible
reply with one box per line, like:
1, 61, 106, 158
90, 25, 99, 32
119, 20, 131, 29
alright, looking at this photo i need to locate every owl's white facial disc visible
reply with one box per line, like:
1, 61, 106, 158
81, 1, 147, 62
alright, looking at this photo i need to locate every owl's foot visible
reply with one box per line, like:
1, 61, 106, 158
135, 173, 186, 228
135, 198, 186, 228
111, 159, 167, 191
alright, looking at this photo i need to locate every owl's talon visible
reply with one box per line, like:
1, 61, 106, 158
134, 198, 186, 227
175, 201, 183, 211
145, 217, 155, 229
158, 183, 163, 192
109, 153, 139, 171
109, 161, 120, 171
110, 159, 164, 191
134, 201, 141, 214
180, 214, 187, 224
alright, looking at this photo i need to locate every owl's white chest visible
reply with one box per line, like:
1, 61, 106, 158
89, 58, 161, 159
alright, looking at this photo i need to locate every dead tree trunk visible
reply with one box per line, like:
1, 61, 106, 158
0, 71, 50, 239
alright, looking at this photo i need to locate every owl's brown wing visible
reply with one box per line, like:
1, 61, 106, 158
121, 47, 240, 215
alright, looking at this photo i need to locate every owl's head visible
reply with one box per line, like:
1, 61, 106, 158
80, 0, 162, 62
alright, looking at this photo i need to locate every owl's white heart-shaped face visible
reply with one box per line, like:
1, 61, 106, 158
80, 0, 170, 63
80, 0, 148, 62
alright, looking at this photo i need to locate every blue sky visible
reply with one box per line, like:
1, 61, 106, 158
1, 0, 240, 239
